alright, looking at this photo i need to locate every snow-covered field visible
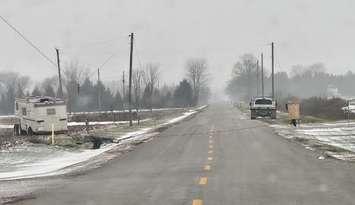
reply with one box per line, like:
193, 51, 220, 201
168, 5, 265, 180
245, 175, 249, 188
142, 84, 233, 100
68, 107, 184, 115
271, 121, 355, 159
67, 118, 150, 126
0, 106, 204, 181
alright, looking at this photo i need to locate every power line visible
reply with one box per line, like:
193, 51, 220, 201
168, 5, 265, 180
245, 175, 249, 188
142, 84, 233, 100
0, 15, 57, 68
85, 53, 119, 79
99, 53, 118, 69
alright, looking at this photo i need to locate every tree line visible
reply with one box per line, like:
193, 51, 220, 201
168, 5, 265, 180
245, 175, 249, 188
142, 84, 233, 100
226, 53, 355, 102
0, 58, 210, 115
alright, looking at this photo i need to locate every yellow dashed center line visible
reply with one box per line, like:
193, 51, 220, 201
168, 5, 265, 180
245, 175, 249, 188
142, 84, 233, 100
191, 127, 215, 205
199, 177, 208, 185
192, 199, 203, 205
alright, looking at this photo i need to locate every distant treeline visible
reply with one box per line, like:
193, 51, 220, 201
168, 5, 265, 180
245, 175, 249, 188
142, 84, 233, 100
226, 53, 355, 102
0, 59, 210, 115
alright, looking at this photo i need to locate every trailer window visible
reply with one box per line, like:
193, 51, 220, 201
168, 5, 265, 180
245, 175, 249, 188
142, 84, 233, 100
255, 99, 272, 105
47, 108, 56, 115
22, 107, 27, 116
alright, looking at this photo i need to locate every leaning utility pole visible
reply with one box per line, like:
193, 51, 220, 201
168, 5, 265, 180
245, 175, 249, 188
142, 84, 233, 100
256, 60, 259, 96
97, 68, 102, 110
55, 48, 64, 98
271, 42, 275, 99
261, 53, 264, 97
128, 33, 134, 126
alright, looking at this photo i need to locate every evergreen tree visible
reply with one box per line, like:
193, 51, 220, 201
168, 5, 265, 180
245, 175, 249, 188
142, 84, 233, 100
173, 79, 193, 107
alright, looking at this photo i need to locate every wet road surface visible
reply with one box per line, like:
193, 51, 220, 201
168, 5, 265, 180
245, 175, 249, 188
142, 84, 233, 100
17, 104, 355, 205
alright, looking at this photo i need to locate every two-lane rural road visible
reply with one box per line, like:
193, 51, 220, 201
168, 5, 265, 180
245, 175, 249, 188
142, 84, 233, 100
18, 105, 355, 205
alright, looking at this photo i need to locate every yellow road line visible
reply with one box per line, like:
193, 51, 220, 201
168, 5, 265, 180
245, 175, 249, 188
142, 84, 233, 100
209, 145, 213, 149
204, 165, 211, 171
199, 177, 208, 185
208, 157, 213, 161
208, 150, 213, 154
209, 135, 213, 139
192, 199, 203, 205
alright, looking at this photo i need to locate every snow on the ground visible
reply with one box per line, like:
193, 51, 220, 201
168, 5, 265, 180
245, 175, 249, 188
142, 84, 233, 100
0, 106, 205, 181
67, 118, 150, 126
0, 143, 116, 181
68, 107, 184, 115
271, 121, 355, 154
0, 115, 16, 119
0, 124, 14, 129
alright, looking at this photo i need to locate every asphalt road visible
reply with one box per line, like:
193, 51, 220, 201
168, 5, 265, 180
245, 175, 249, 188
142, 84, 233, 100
17, 104, 355, 205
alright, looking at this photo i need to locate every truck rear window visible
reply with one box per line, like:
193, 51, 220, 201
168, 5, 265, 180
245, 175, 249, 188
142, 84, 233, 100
255, 99, 272, 105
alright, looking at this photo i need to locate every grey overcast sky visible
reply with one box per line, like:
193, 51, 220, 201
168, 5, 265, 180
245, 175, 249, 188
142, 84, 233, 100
1, 0, 355, 90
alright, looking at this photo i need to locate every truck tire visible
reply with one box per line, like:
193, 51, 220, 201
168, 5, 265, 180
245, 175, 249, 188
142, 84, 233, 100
271, 110, 277, 119
250, 110, 256, 120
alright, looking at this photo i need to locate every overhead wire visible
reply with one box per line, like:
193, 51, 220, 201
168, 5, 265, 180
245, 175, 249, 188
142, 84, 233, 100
0, 14, 57, 68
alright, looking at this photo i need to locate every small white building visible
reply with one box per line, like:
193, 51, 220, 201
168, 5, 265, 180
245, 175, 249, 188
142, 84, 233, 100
15, 96, 68, 134
326, 84, 340, 99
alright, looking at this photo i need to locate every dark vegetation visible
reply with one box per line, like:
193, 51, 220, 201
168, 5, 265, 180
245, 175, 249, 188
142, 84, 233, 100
0, 59, 210, 115
226, 53, 355, 121
226, 53, 355, 101
278, 97, 352, 121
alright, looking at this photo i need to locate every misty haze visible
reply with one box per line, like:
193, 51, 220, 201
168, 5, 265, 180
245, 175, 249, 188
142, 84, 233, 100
1, 1, 355, 205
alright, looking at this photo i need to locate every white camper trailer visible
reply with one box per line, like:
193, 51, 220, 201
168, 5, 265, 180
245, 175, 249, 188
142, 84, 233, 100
15, 96, 68, 135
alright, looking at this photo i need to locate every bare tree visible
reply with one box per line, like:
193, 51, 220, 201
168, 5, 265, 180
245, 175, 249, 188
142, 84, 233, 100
132, 69, 144, 112
63, 61, 87, 112
16, 76, 30, 98
185, 58, 209, 105
41, 76, 58, 97
226, 54, 258, 101
0, 72, 31, 114
143, 63, 160, 110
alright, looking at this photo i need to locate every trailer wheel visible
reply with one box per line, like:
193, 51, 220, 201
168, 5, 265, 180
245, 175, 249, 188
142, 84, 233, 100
20, 129, 26, 135
27, 127, 34, 136
14, 124, 20, 136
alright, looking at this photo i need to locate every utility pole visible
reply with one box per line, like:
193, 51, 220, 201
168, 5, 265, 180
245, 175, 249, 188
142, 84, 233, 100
261, 53, 264, 97
128, 33, 134, 127
256, 60, 259, 96
97, 68, 102, 110
55, 48, 63, 98
271, 42, 275, 99
122, 71, 125, 103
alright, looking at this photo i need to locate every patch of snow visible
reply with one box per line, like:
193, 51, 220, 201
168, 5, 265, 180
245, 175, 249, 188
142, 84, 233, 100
68, 119, 150, 126
0, 115, 16, 118
0, 143, 116, 181
272, 120, 355, 156
318, 155, 325, 160
0, 124, 14, 129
